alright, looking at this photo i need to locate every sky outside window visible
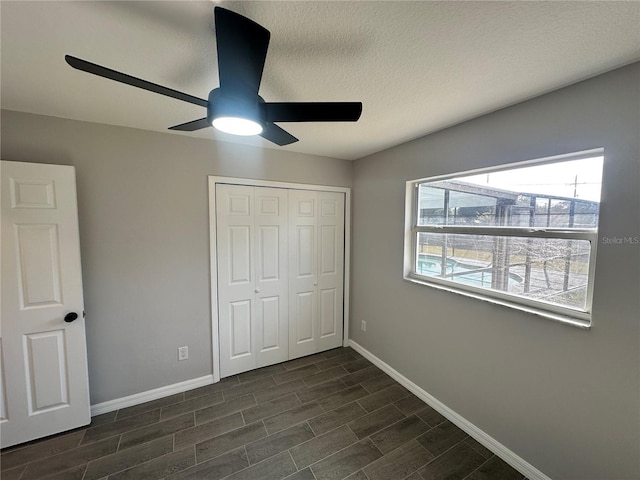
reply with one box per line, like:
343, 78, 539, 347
460, 157, 604, 202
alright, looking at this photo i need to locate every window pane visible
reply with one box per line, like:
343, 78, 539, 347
417, 157, 603, 229
416, 232, 592, 310
417, 185, 447, 225
418, 183, 499, 226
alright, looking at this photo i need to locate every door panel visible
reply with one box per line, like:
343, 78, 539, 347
258, 226, 279, 281
253, 187, 289, 367
257, 195, 280, 216
228, 193, 251, 215
289, 190, 345, 357
15, 224, 63, 307
289, 190, 319, 358
9, 177, 56, 209
296, 226, 315, 277
1, 160, 90, 448
253, 188, 288, 368
217, 185, 288, 376
217, 185, 256, 376
295, 292, 314, 343
317, 192, 345, 351
229, 301, 252, 358
296, 198, 315, 217
259, 296, 280, 351
320, 289, 338, 338
23, 331, 69, 413
320, 225, 337, 275
228, 226, 251, 284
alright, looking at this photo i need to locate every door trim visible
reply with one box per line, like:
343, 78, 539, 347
208, 176, 351, 382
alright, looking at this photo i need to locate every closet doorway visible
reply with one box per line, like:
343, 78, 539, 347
209, 177, 351, 380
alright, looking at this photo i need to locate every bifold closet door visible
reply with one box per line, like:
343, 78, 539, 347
216, 185, 289, 378
289, 190, 345, 359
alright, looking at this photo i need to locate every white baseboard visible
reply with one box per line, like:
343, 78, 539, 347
90, 375, 215, 416
348, 340, 551, 480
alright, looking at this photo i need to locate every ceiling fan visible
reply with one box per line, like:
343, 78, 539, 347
65, 7, 362, 146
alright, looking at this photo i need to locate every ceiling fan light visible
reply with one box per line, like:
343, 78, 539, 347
212, 116, 263, 136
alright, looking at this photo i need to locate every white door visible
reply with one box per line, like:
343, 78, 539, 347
254, 188, 289, 368
316, 192, 345, 352
216, 185, 288, 377
289, 190, 345, 359
1, 161, 90, 448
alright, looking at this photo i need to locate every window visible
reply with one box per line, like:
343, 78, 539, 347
405, 149, 604, 327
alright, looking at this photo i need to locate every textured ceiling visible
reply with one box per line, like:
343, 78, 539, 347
2, 1, 639, 160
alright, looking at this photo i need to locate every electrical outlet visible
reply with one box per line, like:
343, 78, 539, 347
361, 320, 367, 332
178, 346, 189, 361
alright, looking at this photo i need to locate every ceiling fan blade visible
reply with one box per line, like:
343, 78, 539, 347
260, 123, 298, 146
214, 7, 270, 95
65, 55, 208, 108
168, 118, 210, 131
263, 102, 363, 122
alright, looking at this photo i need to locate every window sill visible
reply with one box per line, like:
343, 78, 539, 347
404, 275, 592, 330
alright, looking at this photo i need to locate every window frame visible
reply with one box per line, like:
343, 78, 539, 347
404, 149, 603, 328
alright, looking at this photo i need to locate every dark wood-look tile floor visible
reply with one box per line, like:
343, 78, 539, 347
1, 348, 528, 480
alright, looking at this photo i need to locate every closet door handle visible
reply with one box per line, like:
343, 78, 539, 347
255, 288, 260, 293
313, 282, 318, 286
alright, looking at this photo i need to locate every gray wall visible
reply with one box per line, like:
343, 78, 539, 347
351, 62, 640, 480
0, 111, 353, 404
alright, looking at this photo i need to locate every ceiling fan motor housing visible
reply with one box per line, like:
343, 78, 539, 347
207, 88, 265, 127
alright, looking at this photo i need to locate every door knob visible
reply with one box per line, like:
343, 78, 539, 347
255, 288, 260, 293
64, 312, 79, 323
313, 282, 318, 286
